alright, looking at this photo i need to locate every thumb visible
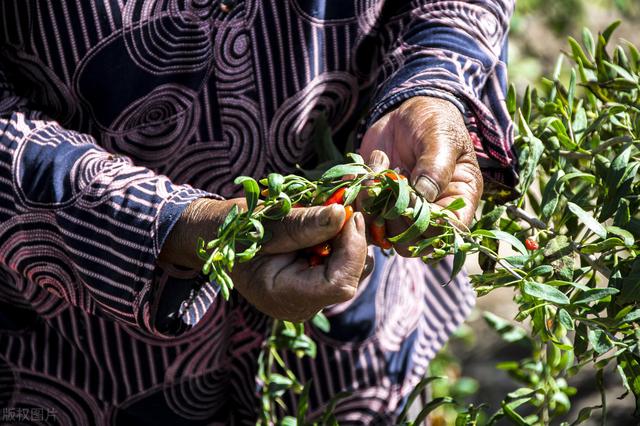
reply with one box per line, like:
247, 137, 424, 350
261, 204, 345, 254
410, 138, 456, 202
408, 98, 467, 202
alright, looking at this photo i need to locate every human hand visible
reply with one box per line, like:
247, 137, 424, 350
359, 96, 483, 254
160, 199, 369, 321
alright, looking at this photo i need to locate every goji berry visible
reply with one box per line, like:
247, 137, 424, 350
311, 242, 332, 257
323, 187, 346, 205
525, 238, 539, 251
370, 217, 392, 249
343, 205, 353, 227
384, 171, 407, 181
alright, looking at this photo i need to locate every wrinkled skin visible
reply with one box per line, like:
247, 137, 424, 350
160, 199, 369, 321
359, 96, 483, 255
160, 96, 482, 319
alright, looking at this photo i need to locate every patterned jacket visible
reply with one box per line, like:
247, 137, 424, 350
0, 1, 515, 423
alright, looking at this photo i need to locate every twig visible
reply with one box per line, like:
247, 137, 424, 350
506, 205, 548, 230
475, 244, 525, 281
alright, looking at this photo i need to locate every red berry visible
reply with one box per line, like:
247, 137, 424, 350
525, 238, 539, 251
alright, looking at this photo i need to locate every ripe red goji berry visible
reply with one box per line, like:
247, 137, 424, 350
370, 217, 392, 249
311, 242, 332, 257
343, 205, 353, 227
323, 187, 346, 205
384, 171, 407, 181
525, 238, 539, 251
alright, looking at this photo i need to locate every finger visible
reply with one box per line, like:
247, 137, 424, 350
385, 216, 414, 257
434, 158, 483, 227
360, 113, 393, 161
261, 204, 345, 254
367, 149, 390, 173
410, 131, 459, 203
360, 252, 375, 281
320, 212, 368, 305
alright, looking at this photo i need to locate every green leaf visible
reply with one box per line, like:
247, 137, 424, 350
501, 399, 529, 426
445, 198, 466, 212
382, 175, 410, 220
320, 164, 369, 181
343, 183, 361, 206
558, 309, 575, 330
527, 265, 554, 277
388, 202, 431, 244
396, 376, 445, 423
268, 173, 285, 196
219, 204, 240, 235
412, 397, 454, 425
484, 312, 529, 343
568, 69, 576, 112
569, 37, 593, 69
602, 20, 621, 43
522, 281, 570, 305
588, 328, 613, 355
451, 249, 467, 281
580, 237, 625, 254
607, 145, 632, 190
567, 202, 607, 239
507, 83, 517, 116
573, 288, 619, 304
234, 176, 260, 213
571, 405, 601, 425
582, 27, 595, 58
346, 152, 364, 164
617, 353, 640, 417
472, 229, 528, 256
297, 380, 312, 425
607, 226, 635, 247
311, 312, 330, 333
280, 416, 297, 426
541, 171, 563, 220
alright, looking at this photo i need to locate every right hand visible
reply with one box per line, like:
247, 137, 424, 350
160, 199, 369, 322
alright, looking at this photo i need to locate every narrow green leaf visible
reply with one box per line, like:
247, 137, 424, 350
588, 328, 613, 355
396, 376, 445, 423
472, 229, 529, 256
413, 397, 454, 425
567, 202, 607, 239
523, 281, 570, 305
382, 175, 410, 220
346, 152, 364, 164
573, 288, 619, 304
388, 202, 431, 243
582, 27, 595, 58
234, 176, 260, 213
320, 164, 369, 181
558, 309, 575, 330
311, 312, 330, 333
268, 173, 284, 196
343, 183, 361, 206
445, 198, 466, 212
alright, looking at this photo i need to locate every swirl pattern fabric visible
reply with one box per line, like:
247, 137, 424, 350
0, 1, 514, 424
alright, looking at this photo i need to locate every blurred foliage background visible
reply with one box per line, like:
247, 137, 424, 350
424, 1, 640, 425
509, 0, 640, 91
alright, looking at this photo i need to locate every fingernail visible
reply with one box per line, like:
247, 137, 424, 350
414, 175, 439, 202
369, 150, 388, 173
354, 212, 365, 232
320, 204, 341, 226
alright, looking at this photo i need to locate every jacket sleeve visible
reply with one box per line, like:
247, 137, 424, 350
367, 0, 518, 196
0, 63, 217, 337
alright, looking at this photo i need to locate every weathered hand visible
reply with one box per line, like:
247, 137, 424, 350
359, 96, 483, 254
160, 199, 369, 321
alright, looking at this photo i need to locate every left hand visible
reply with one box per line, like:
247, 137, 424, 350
359, 96, 483, 255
